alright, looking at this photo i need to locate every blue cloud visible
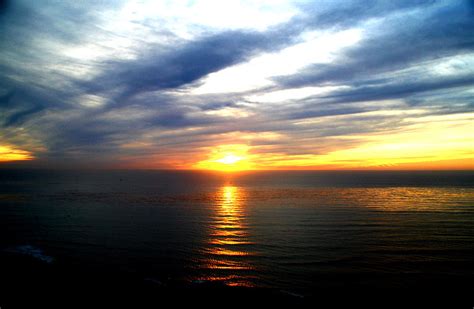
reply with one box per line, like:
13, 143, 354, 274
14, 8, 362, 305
276, 1, 474, 88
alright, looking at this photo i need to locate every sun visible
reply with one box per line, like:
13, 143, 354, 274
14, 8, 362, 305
216, 154, 243, 165
194, 144, 254, 172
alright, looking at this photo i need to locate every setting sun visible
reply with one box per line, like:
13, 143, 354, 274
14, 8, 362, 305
2, 1, 474, 305
216, 154, 243, 165
194, 144, 254, 172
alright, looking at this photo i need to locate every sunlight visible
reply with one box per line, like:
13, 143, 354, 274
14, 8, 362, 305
190, 113, 474, 170
222, 186, 238, 207
194, 144, 254, 172
216, 154, 243, 165
196, 185, 255, 287
191, 28, 362, 94
0, 145, 34, 162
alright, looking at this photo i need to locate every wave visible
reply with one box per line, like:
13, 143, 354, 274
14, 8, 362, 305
5, 245, 54, 264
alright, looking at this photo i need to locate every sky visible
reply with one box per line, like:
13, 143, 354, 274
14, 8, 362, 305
0, 0, 473, 170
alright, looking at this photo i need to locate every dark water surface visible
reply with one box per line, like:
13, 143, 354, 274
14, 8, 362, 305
1, 170, 473, 296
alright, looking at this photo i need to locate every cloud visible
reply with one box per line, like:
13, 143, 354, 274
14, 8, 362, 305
276, 1, 474, 88
81, 27, 302, 103
308, 75, 474, 106
0, 0, 472, 168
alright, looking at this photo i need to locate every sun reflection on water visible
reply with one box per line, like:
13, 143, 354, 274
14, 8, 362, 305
198, 185, 256, 287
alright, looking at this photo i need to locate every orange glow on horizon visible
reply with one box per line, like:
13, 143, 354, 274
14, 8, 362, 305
194, 144, 255, 172
0, 145, 34, 162
189, 117, 473, 171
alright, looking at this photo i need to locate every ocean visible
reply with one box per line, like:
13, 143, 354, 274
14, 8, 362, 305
1, 170, 473, 304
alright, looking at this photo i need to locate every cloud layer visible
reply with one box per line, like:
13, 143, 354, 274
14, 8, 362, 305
0, 0, 473, 169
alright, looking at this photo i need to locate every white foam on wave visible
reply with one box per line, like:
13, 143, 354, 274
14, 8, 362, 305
5, 245, 54, 264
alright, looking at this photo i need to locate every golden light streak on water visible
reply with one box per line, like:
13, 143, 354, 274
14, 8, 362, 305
197, 186, 256, 287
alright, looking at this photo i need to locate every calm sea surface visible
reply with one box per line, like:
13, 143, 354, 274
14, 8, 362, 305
1, 170, 473, 295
